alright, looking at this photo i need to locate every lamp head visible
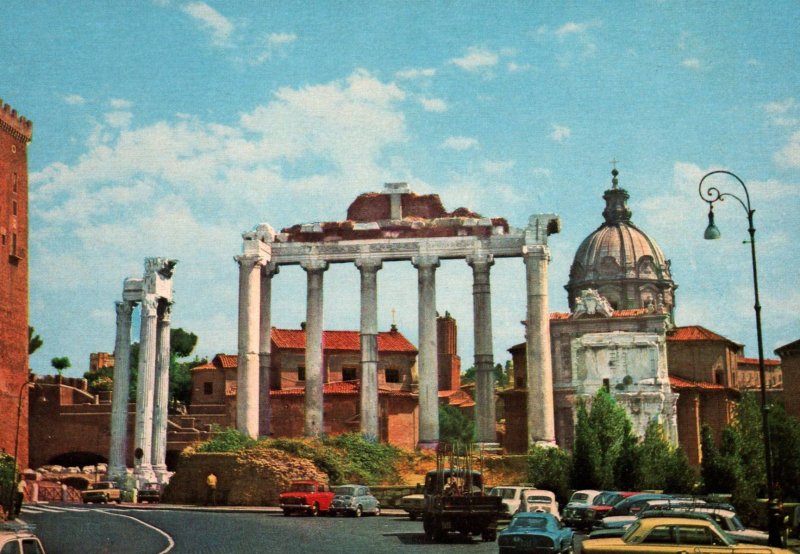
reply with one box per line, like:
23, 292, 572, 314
704, 205, 721, 240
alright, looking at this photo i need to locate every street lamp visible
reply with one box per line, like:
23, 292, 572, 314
4, 377, 44, 520
697, 169, 783, 547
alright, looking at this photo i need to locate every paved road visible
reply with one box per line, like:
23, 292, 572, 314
21, 503, 545, 553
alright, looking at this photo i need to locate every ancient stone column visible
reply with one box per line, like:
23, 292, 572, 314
151, 301, 171, 481
108, 301, 134, 480
236, 254, 265, 439
524, 244, 556, 446
302, 259, 328, 437
134, 294, 159, 483
413, 256, 440, 448
468, 254, 497, 445
259, 263, 278, 438
356, 258, 382, 441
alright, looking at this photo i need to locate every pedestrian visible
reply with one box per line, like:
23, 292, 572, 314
205, 472, 217, 506
14, 477, 26, 517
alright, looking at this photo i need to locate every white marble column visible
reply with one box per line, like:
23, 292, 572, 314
134, 294, 159, 483
413, 256, 440, 449
356, 258, 382, 441
151, 301, 171, 481
236, 254, 265, 439
109, 301, 134, 480
302, 259, 328, 437
468, 254, 497, 445
259, 263, 278, 438
524, 244, 556, 446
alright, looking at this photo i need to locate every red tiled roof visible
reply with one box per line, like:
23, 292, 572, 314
550, 308, 654, 321
667, 325, 738, 344
737, 356, 780, 367
271, 328, 417, 353
669, 375, 728, 390
216, 354, 239, 368
190, 362, 216, 372
270, 380, 414, 398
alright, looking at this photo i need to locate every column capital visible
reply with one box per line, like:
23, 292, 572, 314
412, 255, 440, 270
234, 253, 267, 269
301, 259, 329, 273
262, 261, 280, 278
158, 301, 172, 323
115, 300, 134, 317
523, 243, 550, 260
141, 294, 159, 317
355, 258, 383, 272
467, 253, 495, 269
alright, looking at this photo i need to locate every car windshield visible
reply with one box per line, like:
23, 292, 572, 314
527, 496, 552, 503
92, 483, 111, 489
571, 492, 590, 503
289, 483, 315, 492
727, 515, 746, 531
335, 486, 359, 496
490, 488, 517, 499
594, 492, 621, 506
510, 517, 548, 530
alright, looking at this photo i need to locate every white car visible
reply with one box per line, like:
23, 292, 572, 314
488, 486, 529, 517
0, 527, 47, 554
562, 489, 601, 529
521, 489, 560, 519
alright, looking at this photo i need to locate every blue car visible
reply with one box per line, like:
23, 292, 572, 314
498, 512, 574, 554
328, 484, 381, 517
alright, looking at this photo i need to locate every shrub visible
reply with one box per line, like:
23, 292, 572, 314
196, 426, 257, 453
527, 445, 571, 505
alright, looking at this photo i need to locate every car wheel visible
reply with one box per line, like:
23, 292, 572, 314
374, 506, 381, 516
564, 539, 574, 554
409, 512, 417, 521
310, 503, 319, 517
354, 505, 362, 518
283, 509, 291, 516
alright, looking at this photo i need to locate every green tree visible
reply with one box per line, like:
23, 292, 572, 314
587, 388, 628, 489
634, 420, 671, 491
439, 405, 474, 445
169, 328, 199, 407
28, 326, 43, 355
461, 366, 475, 384
664, 447, 697, 495
527, 445, 571, 505
769, 403, 800, 500
731, 393, 766, 496
51, 356, 71, 376
571, 399, 599, 490
700, 424, 736, 494
614, 418, 638, 491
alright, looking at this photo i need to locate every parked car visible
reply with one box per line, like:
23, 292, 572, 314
489, 486, 530, 517
584, 491, 638, 530
137, 482, 162, 504
279, 480, 334, 516
399, 493, 425, 520
604, 493, 672, 520
81, 481, 122, 504
581, 515, 794, 553
562, 489, 601, 529
521, 489, 560, 519
328, 484, 380, 517
0, 526, 47, 554
497, 512, 574, 554
669, 507, 770, 545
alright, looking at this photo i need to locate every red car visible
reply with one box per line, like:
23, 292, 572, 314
584, 491, 638, 529
279, 480, 335, 516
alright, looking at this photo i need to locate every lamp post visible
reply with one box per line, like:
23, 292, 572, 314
698, 169, 783, 547
5, 377, 36, 520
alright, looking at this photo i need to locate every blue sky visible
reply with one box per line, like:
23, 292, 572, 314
3, 1, 798, 377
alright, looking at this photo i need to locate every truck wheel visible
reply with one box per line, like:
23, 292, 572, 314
409, 512, 417, 521
310, 503, 319, 517
481, 529, 496, 542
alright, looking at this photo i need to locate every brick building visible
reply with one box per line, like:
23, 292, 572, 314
0, 99, 32, 468
776, 339, 800, 419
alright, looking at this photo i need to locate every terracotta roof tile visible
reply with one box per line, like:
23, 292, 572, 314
667, 325, 738, 344
190, 362, 216, 372
669, 375, 729, 390
271, 328, 417, 353
216, 354, 239, 368
737, 356, 781, 367
271, 380, 414, 398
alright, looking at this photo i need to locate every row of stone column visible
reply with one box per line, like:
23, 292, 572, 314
236, 245, 555, 449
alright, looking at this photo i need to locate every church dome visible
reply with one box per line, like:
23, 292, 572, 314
566, 169, 676, 315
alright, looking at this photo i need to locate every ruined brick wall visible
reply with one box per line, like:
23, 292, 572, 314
779, 345, 800, 419
0, 100, 32, 468
437, 314, 460, 391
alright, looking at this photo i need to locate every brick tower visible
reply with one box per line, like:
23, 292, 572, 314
0, 99, 33, 468
437, 312, 461, 391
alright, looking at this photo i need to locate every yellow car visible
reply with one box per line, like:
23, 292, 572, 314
582, 516, 793, 553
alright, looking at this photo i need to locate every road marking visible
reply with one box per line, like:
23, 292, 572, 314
97, 509, 175, 553
22, 505, 62, 513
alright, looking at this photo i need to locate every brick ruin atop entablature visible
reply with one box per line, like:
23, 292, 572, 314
279, 182, 510, 243
0, 98, 33, 142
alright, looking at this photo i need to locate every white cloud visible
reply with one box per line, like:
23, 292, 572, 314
104, 111, 133, 128
441, 136, 479, 151
507, 61, 532, 73
555, 21, 592, 38
110, 98, 133, 109
64, 95, 85, 105
418, 97, 447, 112
774, 130, 800, 168
182, 2, 234, 47
482, 159, 515, 174
681, 58, 702, 70
549, 124, 571, 143
763, 98, 794, 115
268, 32, 296, 45
395, 67, 436, 80
450, 46, 499, 73
531, 167, 552, 178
